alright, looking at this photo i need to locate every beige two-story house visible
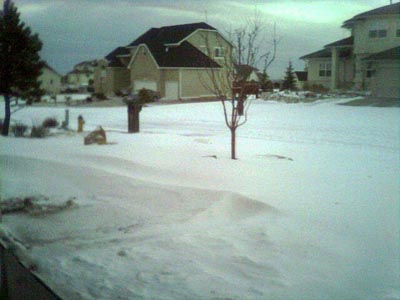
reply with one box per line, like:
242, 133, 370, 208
66, 60, 99, 90
300, 2, 399, 99
94, 22, 233, 100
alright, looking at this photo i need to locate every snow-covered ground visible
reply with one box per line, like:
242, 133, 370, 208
0, 99, 399, 300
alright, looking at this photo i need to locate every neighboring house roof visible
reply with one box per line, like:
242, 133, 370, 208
300, 49, 331, 59
343, 2, 400, 28
148, 41, 220, 68
105, 47, 131, 67
105, 22, 224, 69
75, 60, 98, 68
123, 22, 221, 69
300, 47, 352, 60
363, 46, 400, 61
128, 22, 217, 47
295, 71, 308, 82
324, 36, 354, 48
42, 62, 61, 77
235, 64, 258, 81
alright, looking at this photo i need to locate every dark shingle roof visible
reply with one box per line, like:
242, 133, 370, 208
150, 41, 220, 68
324, 36, 354, 48
295, 71, 308, 81
128, 22, 216, 47
300, 47, 352, 60
363, 46, 400, 61
343, 3, 400, 28
106, 22, 221, 69
105, 47, 130, 67
127, 22, 220, 68
235, 64, 258, 81
300, 49, 331, 59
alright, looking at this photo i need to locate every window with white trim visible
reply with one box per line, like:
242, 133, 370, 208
368, 20, 388, 39
319, 63, 331, 77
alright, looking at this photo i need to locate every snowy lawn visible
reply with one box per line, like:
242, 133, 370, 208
0, 99, 399, 300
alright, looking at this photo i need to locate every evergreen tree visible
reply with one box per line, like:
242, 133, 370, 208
283, 60, 297, 91
0, 0, 44, 136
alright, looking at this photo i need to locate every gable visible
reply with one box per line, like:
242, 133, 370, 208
129, 45, 159, 70
186, 30, 232, 53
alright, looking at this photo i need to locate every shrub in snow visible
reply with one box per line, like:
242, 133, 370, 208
42, 117, 59, 128
11, 123, 28, 137
303, 83, 329, 94
138, 88, 153, 104
30, 125, 47, 138
93, 92, 107, 101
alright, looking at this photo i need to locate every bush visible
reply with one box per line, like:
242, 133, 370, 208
12, 123, 28, 137
42, 117, 59, 128
31, 126, 47, 138
138, 88, 151, 104
93, 92, 107, 100
304, 83, 329, 94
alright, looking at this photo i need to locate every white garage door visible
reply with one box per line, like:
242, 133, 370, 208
133, 80, 157, 93
165, 81, 179, 100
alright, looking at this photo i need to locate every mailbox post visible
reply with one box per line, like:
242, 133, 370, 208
126, 101, 142, 133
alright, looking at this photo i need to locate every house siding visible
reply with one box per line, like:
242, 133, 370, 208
160, 69, 179, 98
39, 68, 61, 95
181, 69, 215, 98
94, 60, 108, 94
305, 58, 331, 88
370, 60, 399, 99
103, 68, 131, 95
113, 68, 131, 93
353, 15, 400, 55
130, 45, 160, 91
187, 30, 231, 63
352, 15, 399, 89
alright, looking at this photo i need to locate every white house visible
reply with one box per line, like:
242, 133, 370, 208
300, 2, 399, 99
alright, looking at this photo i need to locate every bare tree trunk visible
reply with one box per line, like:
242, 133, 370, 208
1, 95, 11, 136
230, 128, 236, 160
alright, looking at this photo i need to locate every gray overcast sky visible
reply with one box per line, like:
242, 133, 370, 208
11, 0, 395, 79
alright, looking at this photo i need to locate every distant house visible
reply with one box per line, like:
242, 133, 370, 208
234, 64, 260, 83
66, 60, 98, 90
300, 2, 399, 99
95, 22, 233, 100
39, 62, 62, 95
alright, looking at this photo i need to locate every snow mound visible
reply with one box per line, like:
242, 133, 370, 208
193, 192, 278, 223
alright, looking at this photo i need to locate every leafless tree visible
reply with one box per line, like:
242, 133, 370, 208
197, 31, 252, 160
227, 13, 280, 75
